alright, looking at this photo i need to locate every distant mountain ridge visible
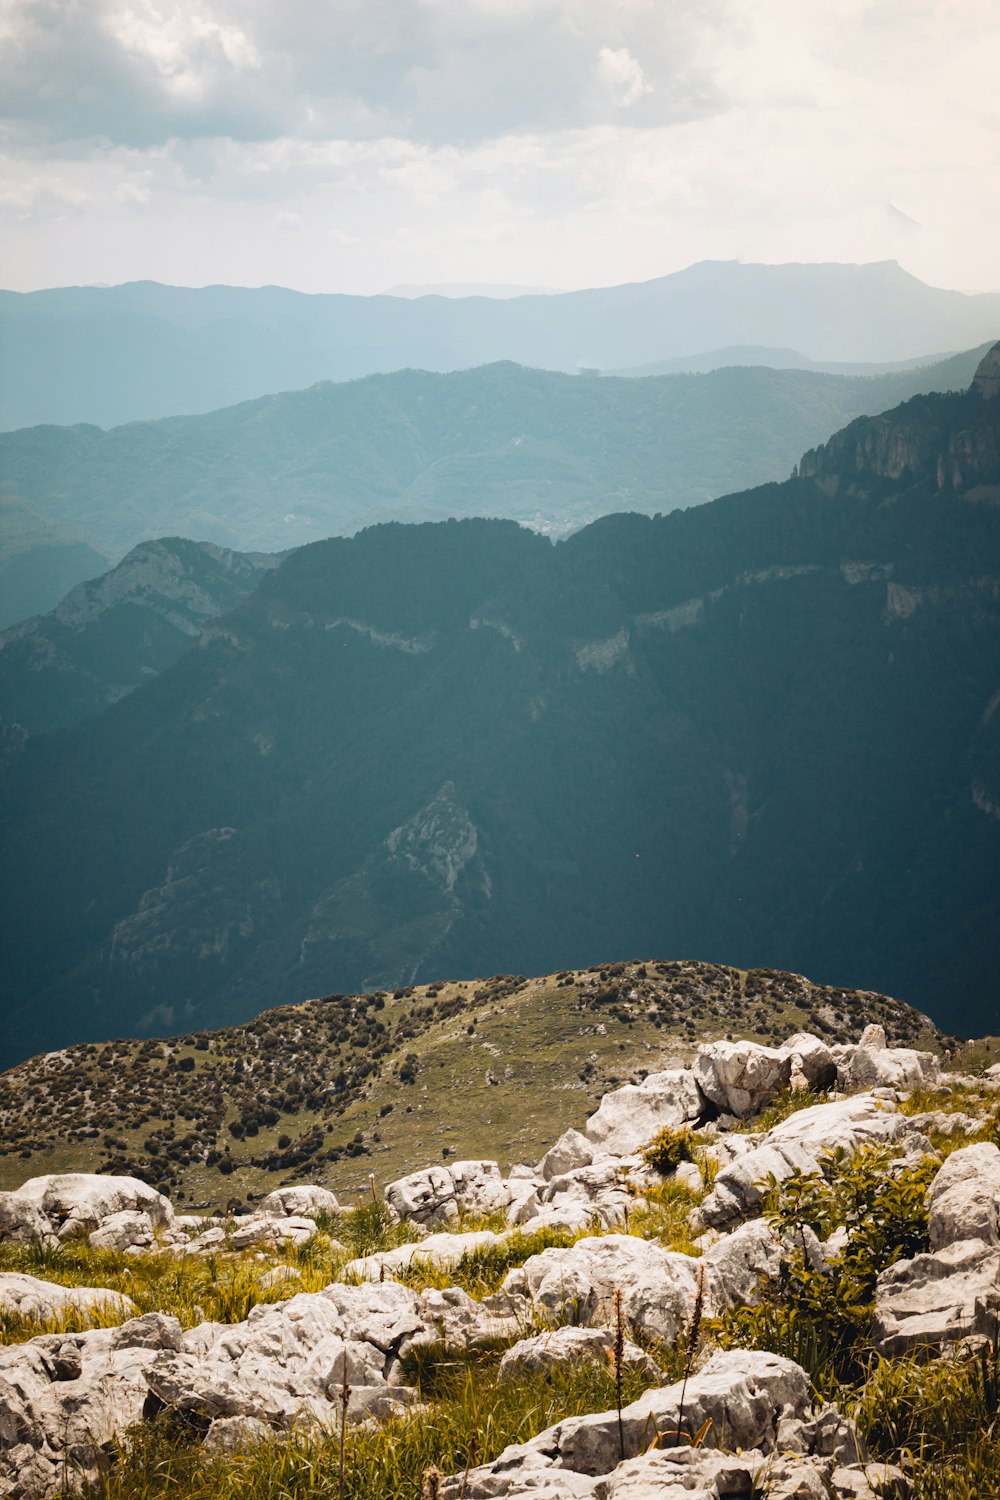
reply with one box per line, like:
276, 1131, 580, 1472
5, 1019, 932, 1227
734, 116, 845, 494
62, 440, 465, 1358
2, 346, 997, 1065
3, 260, 999, 430
0, 349, 989, 566
0, 538, 279, 735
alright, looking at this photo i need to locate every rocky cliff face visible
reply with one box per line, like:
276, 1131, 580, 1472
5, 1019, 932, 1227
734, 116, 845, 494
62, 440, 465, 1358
0, 538, 279, 736
796, 340, 1000, 499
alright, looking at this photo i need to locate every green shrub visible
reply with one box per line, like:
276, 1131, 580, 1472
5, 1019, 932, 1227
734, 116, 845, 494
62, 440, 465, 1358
639, 1126, 696, 1176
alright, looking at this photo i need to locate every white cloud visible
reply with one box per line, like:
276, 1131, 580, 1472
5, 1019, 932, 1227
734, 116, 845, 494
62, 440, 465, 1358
597, 46, 651, 109
0, 0, 997, 294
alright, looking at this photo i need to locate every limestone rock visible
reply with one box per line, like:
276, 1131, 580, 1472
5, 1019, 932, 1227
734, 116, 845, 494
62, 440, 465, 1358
0, 1194, 50, 1245
836, 1031, 939, 1092
780, 1032, 838, 1092
874, 1238, 1000, 1353
535, 1160, 639, 1231
497, 1325, 660, 1383
700, 1094, 928, 1228
203, 1415, 274, 1454
0, 1173, 172, 1244
384, 1160, 510, 1226
701, 1217, 784, 1310
538, 1129, 597, 1181
343, 1229, 503, 1283
694, 1040, 792, 1118
0, 1272, 136, 1324
87, 1210, 156, 1253
501, 1233, 701, 1342
257, 1184, 340, 1219
229, 1214, 318, 1252
927, 1140, 1000, 1251
443, 1349, 816, 1494
583, 1070, 705, 1156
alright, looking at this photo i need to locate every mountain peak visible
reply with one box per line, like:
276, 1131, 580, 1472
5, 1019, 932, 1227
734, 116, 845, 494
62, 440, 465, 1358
971, 340, 1000, 400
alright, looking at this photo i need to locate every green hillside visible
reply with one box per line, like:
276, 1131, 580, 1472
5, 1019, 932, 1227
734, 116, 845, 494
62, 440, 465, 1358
0, 352, 988, 562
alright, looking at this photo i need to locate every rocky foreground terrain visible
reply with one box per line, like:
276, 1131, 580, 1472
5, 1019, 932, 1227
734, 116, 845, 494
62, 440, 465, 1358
3, 1020, 1000, 1498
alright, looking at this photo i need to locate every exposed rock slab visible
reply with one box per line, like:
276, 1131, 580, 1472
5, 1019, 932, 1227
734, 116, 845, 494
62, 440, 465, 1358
0, 1273, 136, 1324
582, 1071, 706, 1156
385, 1160, 511, 1226
927, 1140, 1000, 1251
874, 1237, 1000, 1353
701, 1095, 929, 1228
497, 1326, 660, 1384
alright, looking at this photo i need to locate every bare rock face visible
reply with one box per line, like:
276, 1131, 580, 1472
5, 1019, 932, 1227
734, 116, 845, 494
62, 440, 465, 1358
497, 1326, 660, 1384
694, 1041, 792, 1118
927, 1141, 1000, 1251
0, 1174, 173, 1245
873, 1238, 1000, 1354
385, 1160, 510, 1226
972, 341, 1000, 401
582, 1070, 706, 1154
0, 1273, 136, 1324
501, 1233, 702, 1343
87, 1211, 156, 1253
438, 1348, 874, 1497
700, 1095, 929, 1228
538, 1129, 597, 1181
343, 1229, 504, 1284
0, 1279, 529, 1497
836, 1029, 939, 1092
256, 1184, 340, 1219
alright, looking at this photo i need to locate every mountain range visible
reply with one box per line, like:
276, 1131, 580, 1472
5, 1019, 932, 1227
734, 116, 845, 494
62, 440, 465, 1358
3, 260, 999, 431
2, 345, 997, 1067
0, 347, 988, 613
0, 538, 278, 735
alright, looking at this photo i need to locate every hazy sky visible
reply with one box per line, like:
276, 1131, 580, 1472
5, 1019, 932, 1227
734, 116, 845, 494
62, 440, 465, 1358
2, 0, 998, 295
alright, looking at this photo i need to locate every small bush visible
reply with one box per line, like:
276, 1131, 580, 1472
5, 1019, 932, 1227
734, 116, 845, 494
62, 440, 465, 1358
639, 1126, 695, 1176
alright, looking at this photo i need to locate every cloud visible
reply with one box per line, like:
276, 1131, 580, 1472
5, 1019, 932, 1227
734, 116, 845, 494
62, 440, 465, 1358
0, 0, 997, 295
0, 0, 719, 149
597, 46, 652, 109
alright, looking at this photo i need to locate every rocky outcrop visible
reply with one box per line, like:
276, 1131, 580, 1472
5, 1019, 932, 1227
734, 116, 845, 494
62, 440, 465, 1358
971, 341, 1000, 402
496, 1326, 660, 1384
700, 1094, 930, 1228
439, 1348, 880, 1498
927, 1140, 1000, 1250
0, 1174, 173, 1247
384, 1159, 511, 1227
582, 1070, 706, 1154
873, 1140, 1000, 1354
257, 1184, 340, 1219
0, 1274, 135, 1324
0, 1281, 523, 1496
873, 1238, 1000, 1354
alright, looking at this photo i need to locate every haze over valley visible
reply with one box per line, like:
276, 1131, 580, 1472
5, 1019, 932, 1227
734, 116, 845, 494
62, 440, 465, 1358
2, 6, 1000, 1496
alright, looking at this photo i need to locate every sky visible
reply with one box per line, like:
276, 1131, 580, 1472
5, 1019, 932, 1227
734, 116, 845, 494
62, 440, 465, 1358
1, 0, 998, 296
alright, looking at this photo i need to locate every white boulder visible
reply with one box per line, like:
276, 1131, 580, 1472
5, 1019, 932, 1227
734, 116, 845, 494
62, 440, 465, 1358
0, 1272, 136, 1324
928, 1141, 1000, 1251
384, 1159, 510, 1226
257, 1185, 340, 1219
87, 1210, 156, 1253
8, 1174, 173, 1242
343, 1229, 503, 1283
694, 1040, 791, 1118
497, 1325, 660, 1383
874, 1238, 1000, 1353
700, 1094, 929, 1227
583, 1070, 705, 1156
501, 1233, 701, 1342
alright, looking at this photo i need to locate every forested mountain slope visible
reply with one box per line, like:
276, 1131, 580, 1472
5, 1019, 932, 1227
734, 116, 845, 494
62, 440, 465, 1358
1, 349, 997, 1064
